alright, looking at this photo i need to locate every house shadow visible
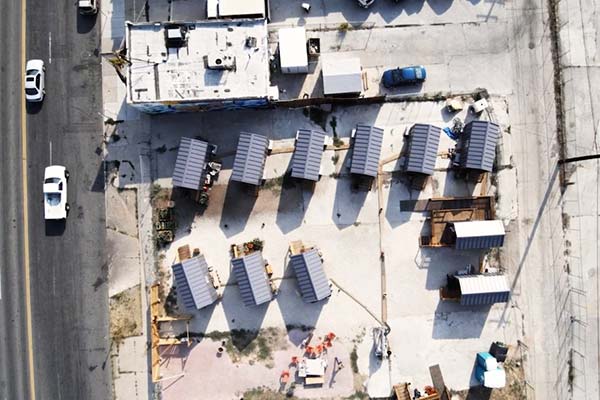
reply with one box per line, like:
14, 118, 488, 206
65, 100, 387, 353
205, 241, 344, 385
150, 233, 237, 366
170, 188, 203, 239
159, 329, 199, 373
420, 247, 481, 290
426, 0, 455, 15
270, 59, 324, 100
276, 177, 315, 234
443, 167, 478, 197
331, 152, 368, 229
220, 271, 269, 351
219, 182, 259, 238
432, 301, 491, 339
396, 0, 427, 17
90, 159, 106, 192
171, 293, 217, 346
384, 173, 413, 229
277, 263, 326, 336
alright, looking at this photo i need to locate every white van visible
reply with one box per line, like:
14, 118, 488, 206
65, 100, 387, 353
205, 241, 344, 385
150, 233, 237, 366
78, 0, 98, 15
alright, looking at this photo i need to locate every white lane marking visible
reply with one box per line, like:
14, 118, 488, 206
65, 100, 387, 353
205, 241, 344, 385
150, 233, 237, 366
48, 31, 52, 64
0, 271, 2, 300
49, 141, 53, 165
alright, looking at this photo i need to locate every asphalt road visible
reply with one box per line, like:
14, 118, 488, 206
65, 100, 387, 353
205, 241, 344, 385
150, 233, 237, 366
0, 1, 110, 399
0, 1, 30, 399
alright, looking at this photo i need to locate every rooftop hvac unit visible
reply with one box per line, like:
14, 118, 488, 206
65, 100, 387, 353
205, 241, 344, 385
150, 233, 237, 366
164, 24, 188, 48
206, 52, 236, 70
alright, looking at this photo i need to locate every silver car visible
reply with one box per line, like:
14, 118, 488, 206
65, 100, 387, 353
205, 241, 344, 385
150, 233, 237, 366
25, 59, 45, 102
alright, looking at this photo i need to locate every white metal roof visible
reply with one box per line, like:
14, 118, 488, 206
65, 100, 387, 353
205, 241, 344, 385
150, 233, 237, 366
218, 0, 266, 17
456, 274, 510, 296
453, 220, 505, 238
322, 56, 362, 95
126, 19, 270, 104
278, 28, 308, 70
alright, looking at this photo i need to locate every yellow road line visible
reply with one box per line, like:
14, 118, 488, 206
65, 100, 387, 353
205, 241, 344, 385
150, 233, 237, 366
20, 0, 36, 399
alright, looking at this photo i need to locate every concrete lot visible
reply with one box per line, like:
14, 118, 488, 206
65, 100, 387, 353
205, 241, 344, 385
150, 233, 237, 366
270, 21, 513, 99
130, 100, 519, 398
99, 0, 580, 399
557, 1, 600, 399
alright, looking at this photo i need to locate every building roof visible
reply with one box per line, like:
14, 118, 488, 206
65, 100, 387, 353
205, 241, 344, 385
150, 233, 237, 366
279, 28, 308, 70
172, 256, 219, 310
172, 137, 209, 190
456, 274, 510, 306
218, 0, 266, 17
231, 132, 269, 186
291, 129, 326, 181
125, 19, 270, 104
231, 251, 272, 307
350, 124, 384, 177
405, 124, 441, 175
460, 120, 500, 172
322, 56, 363, 95
289, 249, 331, 303
452, 220, 505, 249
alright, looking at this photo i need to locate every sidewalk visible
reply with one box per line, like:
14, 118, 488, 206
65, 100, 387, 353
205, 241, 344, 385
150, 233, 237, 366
101, 0, 153, 399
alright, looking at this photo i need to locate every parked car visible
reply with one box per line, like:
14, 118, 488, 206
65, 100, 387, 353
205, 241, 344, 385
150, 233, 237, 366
382, 65, 427, 87
24, 59, 45, 102
78, 0, 98, 15
44, 165, 69, 220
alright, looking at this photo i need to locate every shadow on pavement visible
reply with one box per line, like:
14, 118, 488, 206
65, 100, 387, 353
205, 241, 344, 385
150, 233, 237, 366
26, 101, 44, 115
77, 12, 97, 35
45, 219, 66, 236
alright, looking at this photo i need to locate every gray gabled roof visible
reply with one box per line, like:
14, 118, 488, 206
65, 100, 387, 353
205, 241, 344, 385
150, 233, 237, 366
172, 137, 209, 190
350, 124, 384, 177
405, 124, 441, 175
172, 256, 219, 310
457, 274, 510, 306
460, 120, 500, 172
231, 251, 272, 307
453, 220, 505, 250
231, 132, 269, 186
290, 249, 331, 303
291, 129, 326, 181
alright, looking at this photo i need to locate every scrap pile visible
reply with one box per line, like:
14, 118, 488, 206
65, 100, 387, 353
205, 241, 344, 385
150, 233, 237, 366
230, 238, 265, 258
155, 207, 177, 245
279, 331, 338, 389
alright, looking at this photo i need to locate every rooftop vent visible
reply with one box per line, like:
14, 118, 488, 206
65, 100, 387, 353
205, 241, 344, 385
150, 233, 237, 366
164, 24, 188, 48
206, 51, 236, 71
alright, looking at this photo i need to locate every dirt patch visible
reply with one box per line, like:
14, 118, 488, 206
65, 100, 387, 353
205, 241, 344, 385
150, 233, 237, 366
151, 184, 172, 209
187, 327, 289, 368
242, 386, 298, 400
452, 359, 526, 400
109, 285, 143, 346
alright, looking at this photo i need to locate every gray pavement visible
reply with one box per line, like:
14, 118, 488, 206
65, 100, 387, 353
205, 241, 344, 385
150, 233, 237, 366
1, 1, 110, 399
557, 0, 600, 398
0, 2, 30, 400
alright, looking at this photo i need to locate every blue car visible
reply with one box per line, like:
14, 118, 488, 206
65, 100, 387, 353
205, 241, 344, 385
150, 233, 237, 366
382, 66, 427, 87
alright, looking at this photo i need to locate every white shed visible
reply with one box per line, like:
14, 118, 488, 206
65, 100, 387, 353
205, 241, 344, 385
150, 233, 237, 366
278, 28, 308, 74
322, 56, 363, 96
218, 0, 266, 18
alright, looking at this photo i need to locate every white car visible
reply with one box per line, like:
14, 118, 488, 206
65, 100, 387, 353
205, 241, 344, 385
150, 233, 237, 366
44, 166, 69, 220
25, 59, 45, 102
78, 0, 98, 15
